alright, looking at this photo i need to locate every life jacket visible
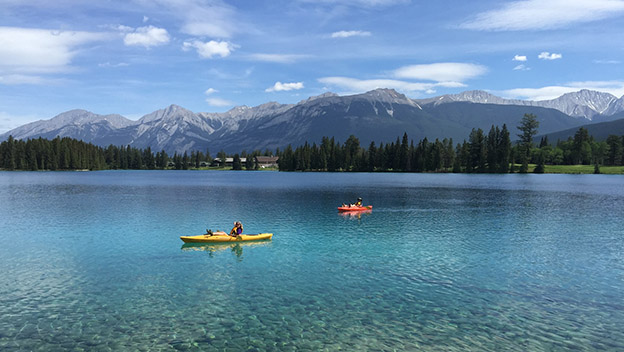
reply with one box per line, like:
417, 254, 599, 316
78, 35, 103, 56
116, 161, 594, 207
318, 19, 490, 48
355, 200, 362, 206
231, 224, 243, 235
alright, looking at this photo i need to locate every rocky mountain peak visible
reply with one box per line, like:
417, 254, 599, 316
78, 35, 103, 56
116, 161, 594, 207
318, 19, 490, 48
366, 88, 404, 99
454, 90, 499, 102
139, 104, 197, 124
356, 88, 415, 105
542, 90, 619, 117
555, 89, 617, 104
217, 101, 293, 121
42, 109, 134, 129
302, 92, 339, 104
50, 109, 97, 124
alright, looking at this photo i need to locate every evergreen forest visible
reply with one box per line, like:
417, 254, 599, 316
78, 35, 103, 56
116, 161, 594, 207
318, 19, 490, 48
2, 114, 624, 173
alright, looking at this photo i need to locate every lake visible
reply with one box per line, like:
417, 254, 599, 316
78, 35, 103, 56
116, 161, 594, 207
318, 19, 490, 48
1, 171, 623, 351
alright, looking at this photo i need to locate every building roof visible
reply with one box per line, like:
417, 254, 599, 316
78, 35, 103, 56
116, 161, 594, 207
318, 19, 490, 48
255, 156, 279, 163
213, 157, 247, 163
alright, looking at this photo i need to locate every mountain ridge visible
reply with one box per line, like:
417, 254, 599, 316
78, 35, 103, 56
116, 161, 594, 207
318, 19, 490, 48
415, 89, 623, 120
2, 88, 624, 153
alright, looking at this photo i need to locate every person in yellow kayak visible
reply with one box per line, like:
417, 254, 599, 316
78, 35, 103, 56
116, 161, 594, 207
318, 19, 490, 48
230, 221, 243, 237
205, 221, 243, 237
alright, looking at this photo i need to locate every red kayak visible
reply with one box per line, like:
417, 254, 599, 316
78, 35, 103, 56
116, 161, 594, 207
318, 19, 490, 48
337, 205, 373, 212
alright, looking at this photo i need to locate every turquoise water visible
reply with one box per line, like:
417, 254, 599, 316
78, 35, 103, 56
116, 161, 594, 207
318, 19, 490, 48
1, 171, 623, 351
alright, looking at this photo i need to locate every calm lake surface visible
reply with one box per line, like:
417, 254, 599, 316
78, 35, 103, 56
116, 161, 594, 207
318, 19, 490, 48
1, 171, 623, 351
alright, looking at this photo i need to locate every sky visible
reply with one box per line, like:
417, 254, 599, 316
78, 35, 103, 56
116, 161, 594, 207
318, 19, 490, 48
1, 0, 624, 132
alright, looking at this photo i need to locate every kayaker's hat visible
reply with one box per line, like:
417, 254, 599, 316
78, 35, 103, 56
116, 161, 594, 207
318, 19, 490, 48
358, 197, 362, 201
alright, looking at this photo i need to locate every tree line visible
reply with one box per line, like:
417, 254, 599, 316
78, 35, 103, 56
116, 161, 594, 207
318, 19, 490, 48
0, 136, 275, 171
2, 113, 624, 172
277, 114, 624, 173
0, 136, 195, 171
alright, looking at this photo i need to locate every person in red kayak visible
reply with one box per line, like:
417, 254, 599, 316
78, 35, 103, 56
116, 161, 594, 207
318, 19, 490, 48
343, 197, 363, 207
230, 221, 243, 237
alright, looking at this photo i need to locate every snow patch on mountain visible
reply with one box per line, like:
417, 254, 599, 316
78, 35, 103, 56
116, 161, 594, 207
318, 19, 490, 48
416, 89, 623, 120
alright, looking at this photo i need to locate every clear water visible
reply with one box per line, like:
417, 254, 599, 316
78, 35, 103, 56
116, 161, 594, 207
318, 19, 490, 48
1, 171, 623, 351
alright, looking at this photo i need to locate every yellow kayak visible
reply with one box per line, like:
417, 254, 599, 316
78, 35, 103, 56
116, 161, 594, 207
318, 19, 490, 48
180, 233, 273, 243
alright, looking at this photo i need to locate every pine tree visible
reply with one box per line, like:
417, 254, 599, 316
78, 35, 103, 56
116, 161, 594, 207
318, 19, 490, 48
367, 141, 376, 171
1, 136, 16, 170
519, 155, 529, 173
232, 154, 242, 170
246, 151, 256, 170
468, 128, 486, 173
486, 125, 498, 172
194, 151, 200, 168
399, 132, 409, 171
533, 150, 545, 173
497, 124, 511, 173
517, 113, 539, 158
26, 143, 38, 171
182, 152, 189, 170
442, 138, 455, 171
606, 135, 623, 166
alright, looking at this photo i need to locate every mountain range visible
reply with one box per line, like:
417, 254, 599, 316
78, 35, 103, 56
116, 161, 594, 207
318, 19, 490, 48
3, 89, 624, 154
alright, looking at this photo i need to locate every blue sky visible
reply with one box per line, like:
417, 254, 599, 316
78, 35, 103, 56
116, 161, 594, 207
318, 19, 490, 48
1, 0, 624, 132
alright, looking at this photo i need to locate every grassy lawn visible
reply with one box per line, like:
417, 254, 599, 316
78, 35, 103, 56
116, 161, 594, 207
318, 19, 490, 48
542, 164, 624, 174
191, 165, 623, 174
509, 164, 624, 174
169, 166, 279, 171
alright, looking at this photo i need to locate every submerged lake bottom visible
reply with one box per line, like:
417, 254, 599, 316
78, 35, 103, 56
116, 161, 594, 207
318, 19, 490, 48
1, 171, 623, 351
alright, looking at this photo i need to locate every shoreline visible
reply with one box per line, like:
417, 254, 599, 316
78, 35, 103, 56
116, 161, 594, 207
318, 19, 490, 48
1, 166, 623, 174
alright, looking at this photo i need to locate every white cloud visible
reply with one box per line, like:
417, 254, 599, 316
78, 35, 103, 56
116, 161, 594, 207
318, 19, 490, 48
123, 25, 170, 47
204, 87, 233, 106
513, 64, 530, 71
116, 25, 134, 32
460, 0, 624, 31
206, 97, 234, 106
266, 81, 304, 92
143, 16, 149, 23
318, 62, 487, 94
513, 55, 527, 61
502, 81, 624, 100
393, 62, 487, 82
98, 62, 130, 68
331, 30, 372, 38
593, 59, 621, 64
0, 27, 109, 75
538, 52, 562, 60
182, 40, 237, 58
145, 0, 237, 38
318, 77, 443, 93
248, 53, 308, 63
0, 74, 48, 85
300, 0, 408, 7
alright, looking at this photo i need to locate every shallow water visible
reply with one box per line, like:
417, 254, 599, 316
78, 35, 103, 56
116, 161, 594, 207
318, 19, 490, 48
1, 171, 623, 351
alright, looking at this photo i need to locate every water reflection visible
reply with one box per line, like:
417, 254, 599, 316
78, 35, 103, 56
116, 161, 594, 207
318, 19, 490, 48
339, 209, 372, 220
181, 240, 273, 260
